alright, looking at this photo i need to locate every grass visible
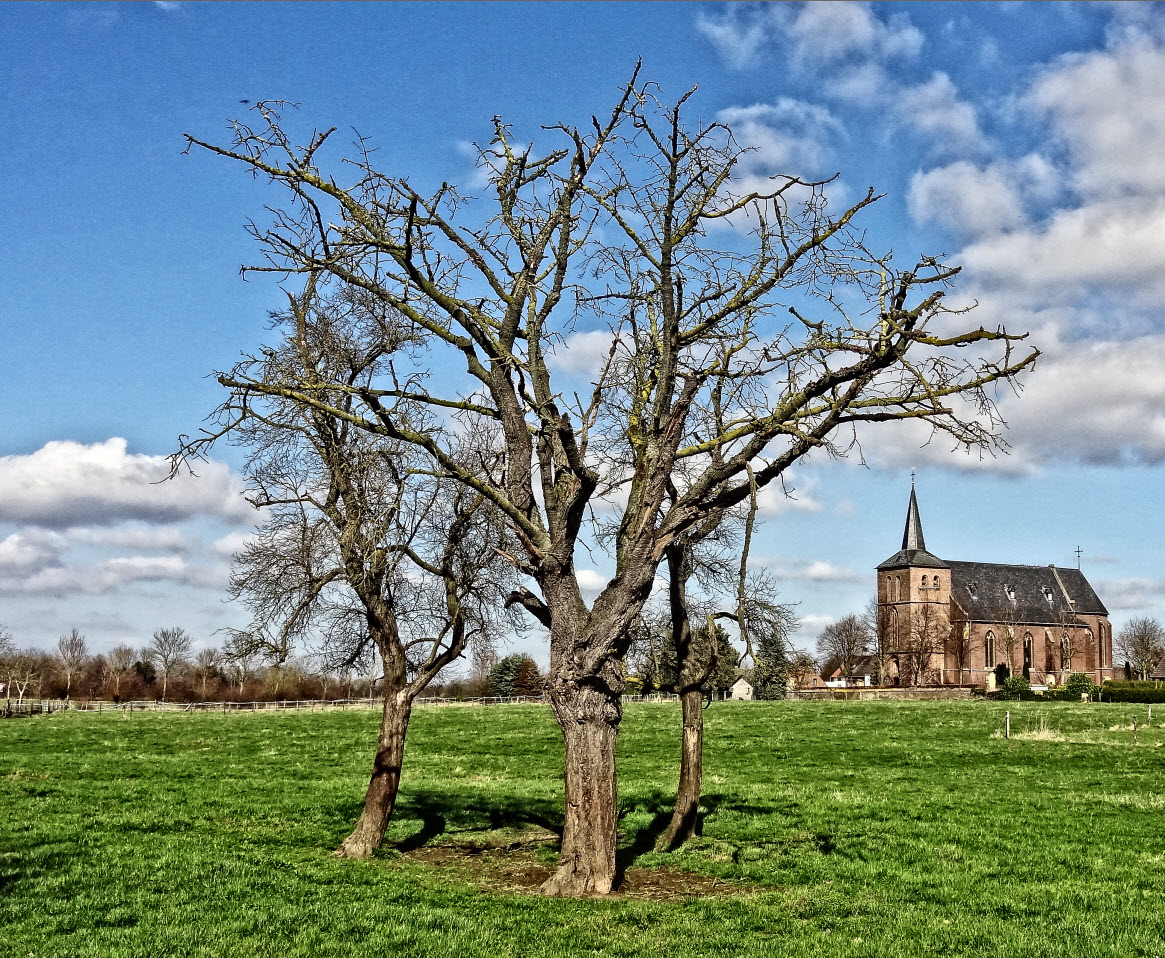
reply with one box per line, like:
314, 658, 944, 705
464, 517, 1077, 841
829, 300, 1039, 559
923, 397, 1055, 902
2, 700, 1164, 957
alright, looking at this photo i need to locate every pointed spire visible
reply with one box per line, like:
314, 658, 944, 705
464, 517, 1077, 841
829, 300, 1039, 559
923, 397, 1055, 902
901, 483, 926, 552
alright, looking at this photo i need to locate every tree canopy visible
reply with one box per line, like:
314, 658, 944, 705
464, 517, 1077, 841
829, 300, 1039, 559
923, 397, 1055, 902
180, 69, 1036, 895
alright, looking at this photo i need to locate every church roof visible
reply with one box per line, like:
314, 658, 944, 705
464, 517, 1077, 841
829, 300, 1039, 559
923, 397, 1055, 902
947, 561, 1108, 625
877, 484, 948, 570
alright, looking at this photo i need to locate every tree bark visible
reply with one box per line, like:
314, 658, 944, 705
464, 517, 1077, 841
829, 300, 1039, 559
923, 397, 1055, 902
337, 692, 412, 858
541, 683, 621, 896
655, 687, 703, 851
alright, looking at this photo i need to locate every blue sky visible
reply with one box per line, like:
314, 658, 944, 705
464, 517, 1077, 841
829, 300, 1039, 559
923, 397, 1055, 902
4, 1, 1165, 665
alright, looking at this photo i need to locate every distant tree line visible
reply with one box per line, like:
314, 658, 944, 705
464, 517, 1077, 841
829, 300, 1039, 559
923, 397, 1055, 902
0, 625, 402, 709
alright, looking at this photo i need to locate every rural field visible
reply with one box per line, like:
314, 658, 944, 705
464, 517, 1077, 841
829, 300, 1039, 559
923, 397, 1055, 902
2, 700, 1163, 957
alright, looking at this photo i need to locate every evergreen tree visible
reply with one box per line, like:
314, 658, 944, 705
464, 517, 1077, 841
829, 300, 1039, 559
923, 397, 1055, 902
514, 658, 544, 696
487, 654, 526, 697
752, 627, 791, 700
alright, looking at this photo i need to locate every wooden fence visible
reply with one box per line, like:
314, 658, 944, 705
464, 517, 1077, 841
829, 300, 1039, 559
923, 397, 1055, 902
3, 691, 688, 717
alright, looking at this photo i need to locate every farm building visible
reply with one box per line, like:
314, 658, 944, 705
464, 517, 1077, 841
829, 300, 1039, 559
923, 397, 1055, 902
875, 483, 1114, 688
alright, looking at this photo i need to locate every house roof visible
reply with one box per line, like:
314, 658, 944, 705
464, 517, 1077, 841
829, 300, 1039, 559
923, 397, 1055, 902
947, 561, 1108, 624
827, 654, 878, 679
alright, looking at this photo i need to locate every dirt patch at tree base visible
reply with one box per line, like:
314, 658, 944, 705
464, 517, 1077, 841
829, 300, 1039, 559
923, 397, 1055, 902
399, 839, 763, 900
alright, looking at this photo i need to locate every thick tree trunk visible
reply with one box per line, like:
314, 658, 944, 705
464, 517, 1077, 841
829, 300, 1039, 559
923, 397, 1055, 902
541, 683, 621, 896
337, 692, 412, 858
655, 687, 703, 851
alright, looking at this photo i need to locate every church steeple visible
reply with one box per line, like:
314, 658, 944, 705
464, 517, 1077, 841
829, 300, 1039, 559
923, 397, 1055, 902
902, 482, 926, 552
876, 477, 947, 571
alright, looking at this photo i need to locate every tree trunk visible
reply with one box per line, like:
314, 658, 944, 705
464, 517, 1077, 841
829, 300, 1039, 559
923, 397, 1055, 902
541, 683, 621, 896
655, 687, 703, 851
337, 692, 412, 858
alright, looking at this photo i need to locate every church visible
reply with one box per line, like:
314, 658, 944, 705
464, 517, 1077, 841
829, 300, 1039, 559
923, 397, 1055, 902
875, 484, 1114, 688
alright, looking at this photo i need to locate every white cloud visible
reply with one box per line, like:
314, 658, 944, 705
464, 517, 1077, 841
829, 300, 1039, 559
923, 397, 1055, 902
788, 612, 837, 648
547, 329, 621, 382
67, 525, 192, 553
961, 198, 1165, 305
717, 100, 843, 180
576, 569, 609, 595
0, 438, 249, 528
755, 476, 822, 516
1095, 577, 1165, 612
909, 162, 1026, 237
907, 154, 1061, 238
761, 557, 862, 583
697, 2, 922, 77
212, 531, 255, 558
896, 72, 985, 155
1000, 332, 1165, 467
698, 3, 982, 157
785, 3, 923, 69
695, 5, 773, 69
856, 324, 1165, 472
0, 529, 64, 575
0, 551, 228, 597
1028, 38, 1165, 199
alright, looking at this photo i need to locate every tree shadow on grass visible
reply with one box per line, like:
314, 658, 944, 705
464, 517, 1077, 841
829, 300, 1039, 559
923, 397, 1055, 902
0, 840, 71, 897
340, 787, 835, 884
359, 789, 564, 855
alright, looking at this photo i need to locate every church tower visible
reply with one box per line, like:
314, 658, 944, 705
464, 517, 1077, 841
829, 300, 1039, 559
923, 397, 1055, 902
876, 481, 951, 677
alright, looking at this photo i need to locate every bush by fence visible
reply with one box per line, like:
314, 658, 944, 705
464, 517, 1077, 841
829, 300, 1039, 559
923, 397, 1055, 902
1101, 681, 1165, 704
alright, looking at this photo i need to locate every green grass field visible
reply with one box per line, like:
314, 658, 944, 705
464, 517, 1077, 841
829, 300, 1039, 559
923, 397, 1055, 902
2, 700, 1163, 957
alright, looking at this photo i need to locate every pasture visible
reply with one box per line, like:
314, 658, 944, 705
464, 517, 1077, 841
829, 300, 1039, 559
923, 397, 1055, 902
2, 700, 1163, 957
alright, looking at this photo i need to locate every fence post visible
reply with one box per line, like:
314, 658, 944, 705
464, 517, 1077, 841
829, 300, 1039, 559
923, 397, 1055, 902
1005, 711, 1010, 739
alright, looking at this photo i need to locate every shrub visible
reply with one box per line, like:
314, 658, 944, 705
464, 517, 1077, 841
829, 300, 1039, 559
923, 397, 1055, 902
1045, 672, 1098, 701
999, 674, 1030, 699
1100, 681, 1165, 704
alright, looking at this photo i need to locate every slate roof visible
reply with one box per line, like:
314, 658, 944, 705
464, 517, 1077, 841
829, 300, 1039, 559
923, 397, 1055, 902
827, 654, 878, 679
947, 561, 1108, 625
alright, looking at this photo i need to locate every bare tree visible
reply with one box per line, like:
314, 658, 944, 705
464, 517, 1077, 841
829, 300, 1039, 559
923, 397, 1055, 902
628, 466, 795, 851
1116, 617, 1165, 681
56, 628, 89, 700
4, 650, 40, 707
201, 277, 519, 858
1, 627, 15, 709
816, 615, 872, 684
901, 604, 947, 686
104, 644, 136, 701
945, 609, 977, 686
223, 635, 260, 695
863, 597, 894, 687
181, 76, 1036, 894
147, 627, 192, 702
786, 650, 819, 690
194, 647, 221, 700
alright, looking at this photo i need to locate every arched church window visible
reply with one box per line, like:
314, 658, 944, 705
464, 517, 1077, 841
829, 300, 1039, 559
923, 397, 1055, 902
921, 575, 929, 590
933, 576, 941, 590
985, 631, 996, 668
1060, 633, 1070, 670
